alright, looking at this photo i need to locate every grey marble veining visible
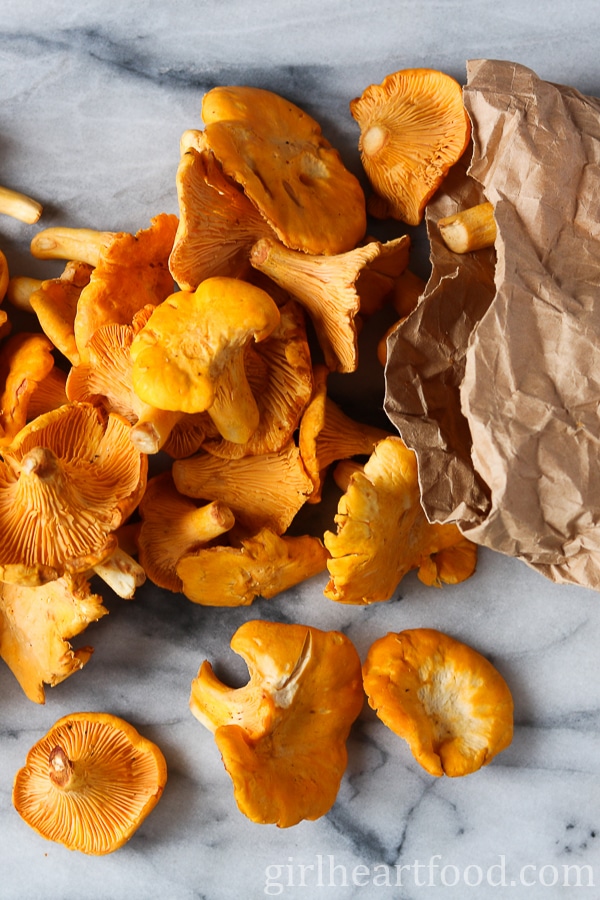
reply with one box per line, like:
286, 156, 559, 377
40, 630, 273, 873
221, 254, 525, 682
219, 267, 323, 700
2, 2, 600, 898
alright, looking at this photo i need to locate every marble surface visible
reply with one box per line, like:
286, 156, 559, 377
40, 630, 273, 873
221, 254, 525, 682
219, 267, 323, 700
2, 2, 600, 898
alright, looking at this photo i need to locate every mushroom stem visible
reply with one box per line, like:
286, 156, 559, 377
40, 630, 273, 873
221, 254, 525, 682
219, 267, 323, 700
20, 446, 59, 480
0, 185, 43, 224
30, 227, 114, 267
130, 407, 185, 454
207, 355, 260, 444
92, 546, 146, 600
6, 276, 42, 312
437, 201, 496, 254
48, 746, 74, 789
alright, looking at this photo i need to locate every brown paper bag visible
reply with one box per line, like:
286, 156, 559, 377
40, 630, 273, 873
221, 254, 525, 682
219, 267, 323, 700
384, 59, 600, 590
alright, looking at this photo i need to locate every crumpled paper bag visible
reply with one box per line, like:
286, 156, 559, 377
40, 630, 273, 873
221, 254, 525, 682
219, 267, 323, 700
384, 58, 600, 590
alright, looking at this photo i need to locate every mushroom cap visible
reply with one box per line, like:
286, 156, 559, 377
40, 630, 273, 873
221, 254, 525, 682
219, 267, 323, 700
177, 527, 329, 606
130, 276, 280, 420
323, 436, 477, 604
13, 712, 167, 854
172, 441, 313, 535
201, 85, 367, 255
73, 213, 178, 361
0, 573, 107, 703
350, 68, 471, 226
0, 332, 56, 447
0, 403, 147, 585
29, 260, 94, 366
362, 628, 514, 776
189, 620, 363, 826
169, 145, 275, 291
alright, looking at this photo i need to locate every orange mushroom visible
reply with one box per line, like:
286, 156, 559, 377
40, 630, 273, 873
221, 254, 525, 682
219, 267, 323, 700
189, 620, 363, 826
200, 85, 367, 255
250, 236, 409, 372
136, 470, 235, 592
323, 436, 477, 603
0, 573, 107, 703
0, 402, 147, 586
13, 712, 167, 854
362, 628, 514, 776
177, 527, 329, 606
30, 213, 178, 362
350, 68, 471, 225
172, 441, 313, 535
299, 364, 392, 502
169, 144, 275, 291
0, 332, 56, 446
28, 260, 94, 366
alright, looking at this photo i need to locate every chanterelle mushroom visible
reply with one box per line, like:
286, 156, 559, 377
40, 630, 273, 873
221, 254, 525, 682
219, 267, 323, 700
362, 628, 514, 776
189, 620, 363, 826
0, 332, 56, 446
200, 85, 367, 256
350, 68, 471, 225
0, 573, 107, 704
0, 402, 147, 586
130, 276, 281, 444
323, 436, 477, 603
13, 712, 167, 854
177, 527, 329, 606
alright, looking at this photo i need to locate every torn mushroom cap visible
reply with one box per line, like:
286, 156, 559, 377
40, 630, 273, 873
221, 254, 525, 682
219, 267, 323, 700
13, 712, 167, 854
201, 299, 313, 459
28, 260, 94, 366
201, 85, 367, 255
189, 620, 363, 827
169, 145, 275, 291
0, 332, 56, 447
299, 365, 392, 502
0, 573, 107, 704
177, 527, 329, 606
137, 470, 235, 592
65, 306, 186, 455
30, 214, 178, 363
350, 68, 471, 226
130, 276, 280, 444
0, 402, 147, 586
250, 236, 387, 373
172, 441, 313, 535
323, 436, 477, 604
362, 628, 514, 777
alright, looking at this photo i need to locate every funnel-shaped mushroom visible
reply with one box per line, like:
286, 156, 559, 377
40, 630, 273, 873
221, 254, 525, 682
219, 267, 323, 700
172, 441, 313, 535
169, 145, 276, 291
189, 620, 363, 826
28, 260, 94, 366
201, 85, 366, 255
30, 214, 178, 362
350, 68, 471, 225
323, 436, 477, 604
130, 276, 280, 444
250, 236, 404, 372
137, 470, 235, 592
177, 527, 329, 606
299, 365, 392, 502
0, 402, 147, 585
13, 712, 167, 854
0, 332, 56, 446
362, 628, 514, 776
201, 300, 313, 459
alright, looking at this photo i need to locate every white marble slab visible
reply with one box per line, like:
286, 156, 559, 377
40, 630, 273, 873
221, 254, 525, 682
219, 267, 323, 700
2, 2, 600, 898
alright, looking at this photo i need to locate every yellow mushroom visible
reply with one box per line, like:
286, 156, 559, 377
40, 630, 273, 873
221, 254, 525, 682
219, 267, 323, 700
323, 436, 477, 603
13, 712, 167, 854
0, 573, 107, 704
362, 628, 514, 776
189, 620, 363, 826
177, 527, 329, 606
0, 184, 42, 224
130, 276, 281, 444
0, 332, 56, 446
